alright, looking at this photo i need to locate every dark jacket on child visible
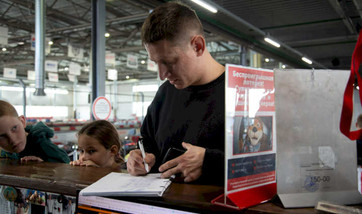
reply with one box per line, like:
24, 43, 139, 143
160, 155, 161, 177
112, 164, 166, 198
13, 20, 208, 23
0, 122, 70, 163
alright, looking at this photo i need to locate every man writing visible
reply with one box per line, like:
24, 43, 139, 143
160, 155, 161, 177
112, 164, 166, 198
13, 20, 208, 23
127, 1, 225, 185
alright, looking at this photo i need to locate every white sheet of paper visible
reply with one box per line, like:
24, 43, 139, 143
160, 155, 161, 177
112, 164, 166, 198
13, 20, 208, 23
80, 173, 172, 197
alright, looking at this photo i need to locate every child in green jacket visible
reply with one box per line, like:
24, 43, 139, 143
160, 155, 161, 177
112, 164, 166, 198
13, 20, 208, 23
0, 100, 70, 163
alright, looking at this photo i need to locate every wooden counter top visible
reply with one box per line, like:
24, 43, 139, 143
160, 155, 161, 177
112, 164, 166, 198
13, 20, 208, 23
0, 159, 333, 213
0, 159, 116, 196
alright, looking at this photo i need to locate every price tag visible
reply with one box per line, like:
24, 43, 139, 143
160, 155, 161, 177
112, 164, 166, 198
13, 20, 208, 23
300, 165, 334, 193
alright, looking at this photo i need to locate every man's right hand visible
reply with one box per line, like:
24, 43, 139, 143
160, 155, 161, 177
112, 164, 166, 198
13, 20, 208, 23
127, 149, 155, 175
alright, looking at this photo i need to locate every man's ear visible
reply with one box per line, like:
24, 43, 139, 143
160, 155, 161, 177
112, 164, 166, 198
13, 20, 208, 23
18, 115, 26, 128
191, 35, 205, 56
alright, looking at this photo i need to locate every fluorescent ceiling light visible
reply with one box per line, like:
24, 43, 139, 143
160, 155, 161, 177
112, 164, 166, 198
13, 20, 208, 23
133, 84, 158, 92
0, 86, 68, 94
264, 37, 280, 48
0, 86, 24, 92
190, 0, 218, 13
302, 57, 313, 65
45, 88, 69, 95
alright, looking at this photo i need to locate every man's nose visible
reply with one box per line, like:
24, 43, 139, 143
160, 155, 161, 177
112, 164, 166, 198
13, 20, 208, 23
158, 65, 170, 80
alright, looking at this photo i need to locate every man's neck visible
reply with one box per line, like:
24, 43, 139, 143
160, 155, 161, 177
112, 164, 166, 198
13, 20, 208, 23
199, 54, 224, 85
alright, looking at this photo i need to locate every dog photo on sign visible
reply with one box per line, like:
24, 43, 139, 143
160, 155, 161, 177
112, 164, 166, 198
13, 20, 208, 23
233, 116, 273, 154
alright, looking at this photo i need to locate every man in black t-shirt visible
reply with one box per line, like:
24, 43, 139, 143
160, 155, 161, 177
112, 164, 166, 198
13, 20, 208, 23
126, 2, 225, 184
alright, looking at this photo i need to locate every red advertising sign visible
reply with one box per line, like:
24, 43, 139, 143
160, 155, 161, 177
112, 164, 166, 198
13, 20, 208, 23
213, 64, 276, 210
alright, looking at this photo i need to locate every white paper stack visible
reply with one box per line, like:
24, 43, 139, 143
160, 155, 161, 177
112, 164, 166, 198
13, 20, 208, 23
80, 173, 172, 197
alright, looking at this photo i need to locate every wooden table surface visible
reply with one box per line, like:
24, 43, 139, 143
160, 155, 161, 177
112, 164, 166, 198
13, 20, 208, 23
0, 159, 325, 213
0, 159, 115, 196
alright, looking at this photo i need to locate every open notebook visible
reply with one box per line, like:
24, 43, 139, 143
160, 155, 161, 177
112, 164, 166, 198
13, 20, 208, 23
80, 173, 172, 197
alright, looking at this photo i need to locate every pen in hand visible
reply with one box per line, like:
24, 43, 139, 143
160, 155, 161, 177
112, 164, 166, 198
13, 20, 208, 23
138, 138, 150, 173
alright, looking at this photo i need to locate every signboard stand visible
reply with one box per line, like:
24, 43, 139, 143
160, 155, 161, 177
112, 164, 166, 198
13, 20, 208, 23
212, 64, 276, 209
212, 183, 276, 209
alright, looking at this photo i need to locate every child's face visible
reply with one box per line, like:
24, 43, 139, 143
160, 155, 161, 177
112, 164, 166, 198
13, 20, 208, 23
77, 134, 116, 167
0, 116, 27, 153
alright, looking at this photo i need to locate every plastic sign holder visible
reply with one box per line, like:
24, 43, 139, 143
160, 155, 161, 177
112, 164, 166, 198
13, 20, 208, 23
212, 64, 277, 209
275, 68, 362, 207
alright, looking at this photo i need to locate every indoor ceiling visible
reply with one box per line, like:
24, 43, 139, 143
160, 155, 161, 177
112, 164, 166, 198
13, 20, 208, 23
0, 0, 360, 85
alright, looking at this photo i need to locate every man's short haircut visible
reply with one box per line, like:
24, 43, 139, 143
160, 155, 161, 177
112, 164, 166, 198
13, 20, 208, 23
0, 100, 19, 118
141, 1, 204, 44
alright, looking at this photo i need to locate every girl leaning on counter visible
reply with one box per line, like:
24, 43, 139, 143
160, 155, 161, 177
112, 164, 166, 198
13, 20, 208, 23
70, 120, 125, 170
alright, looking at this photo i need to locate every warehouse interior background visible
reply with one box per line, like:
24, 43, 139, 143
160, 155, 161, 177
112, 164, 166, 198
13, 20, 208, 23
0, 0, 361, 121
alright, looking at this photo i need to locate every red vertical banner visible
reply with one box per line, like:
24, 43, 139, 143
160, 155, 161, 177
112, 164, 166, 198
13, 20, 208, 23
213, 64, 276, 210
